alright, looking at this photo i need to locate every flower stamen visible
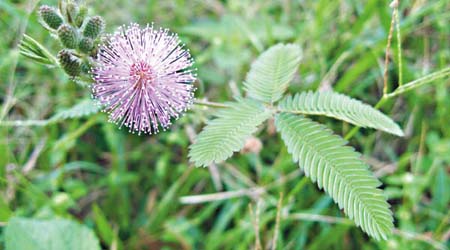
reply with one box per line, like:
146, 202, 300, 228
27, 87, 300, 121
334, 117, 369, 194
91, 23, 196, 135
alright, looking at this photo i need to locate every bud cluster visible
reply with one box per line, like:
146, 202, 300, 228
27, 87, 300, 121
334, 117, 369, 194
58, 49, 81, 76
37, 0, 105, 78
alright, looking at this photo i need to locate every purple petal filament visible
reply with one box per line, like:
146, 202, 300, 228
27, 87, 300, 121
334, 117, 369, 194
92, 23, 196, 135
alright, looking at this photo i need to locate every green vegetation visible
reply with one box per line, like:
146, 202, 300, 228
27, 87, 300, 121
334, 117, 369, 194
1, 0, 449, 249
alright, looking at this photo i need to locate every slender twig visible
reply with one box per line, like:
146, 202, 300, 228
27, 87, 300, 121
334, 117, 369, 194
345, 66, 450, 140
180, 187, 265, 204
286, 212, 354, 225
208, 163, 223, 191
394, 1, 403, 86
383, 1, 398, 95
0, 119, 53, 127
343, 1, 396, 139
193, 99, 230, 108
249, 201, 262, 250
22, 138, 47, 174
255, 200, 262, 250
179, 170, 301, 204
344, 1, 450, 140
384, 67, 450, 98
271, 192, 283, 250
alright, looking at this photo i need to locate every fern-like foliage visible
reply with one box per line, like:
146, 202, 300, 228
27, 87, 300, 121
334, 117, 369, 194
244, 44, 301, 103
19, 34, 59, 67
275, 113, 393, 240
52, 99, 100, 121
188, 43, 396, 240
0, 99, 99, 127
278, 91, 404, 136
189, 99, 272, 167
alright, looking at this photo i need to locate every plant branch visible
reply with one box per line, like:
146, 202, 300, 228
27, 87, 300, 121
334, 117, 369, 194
384, 67, 450, 98
394, 1, 403, 86
285, 212, 354, 225
343, 0, 449, 140
193, 99, 230, 108
344, 66, 449, 140
383, 0, 397, 95
179, 170, 301, 204
271, 192, 283, 250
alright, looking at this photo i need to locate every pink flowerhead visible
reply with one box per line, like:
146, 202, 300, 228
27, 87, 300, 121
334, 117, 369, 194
92, 23, 196, 135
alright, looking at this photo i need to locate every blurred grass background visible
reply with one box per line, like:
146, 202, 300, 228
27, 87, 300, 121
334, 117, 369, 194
1, 0, 449, 249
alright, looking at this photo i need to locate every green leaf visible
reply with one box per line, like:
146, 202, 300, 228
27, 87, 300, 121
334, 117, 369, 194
189, 98, 272, 167
244, 43, 301, 103
5, 217, 101, 250
0, 195, 12, 221
275, 113, 393, 240
19, 34, 59, 67
278, 91, 404, 136
92, 204, 116, 246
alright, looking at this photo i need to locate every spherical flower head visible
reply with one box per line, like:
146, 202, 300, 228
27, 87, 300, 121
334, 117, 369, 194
92, 23, 196, 135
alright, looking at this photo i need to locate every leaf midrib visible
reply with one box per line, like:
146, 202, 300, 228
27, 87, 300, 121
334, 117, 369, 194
269, 51, 285, 103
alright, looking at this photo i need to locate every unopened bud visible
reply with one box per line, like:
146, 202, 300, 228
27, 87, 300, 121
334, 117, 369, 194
58, 24, 78, 49
75, 6, 88, 27
241, 136, 263, 154
83, 16, 105, 39
38, 5, 63, 30
65, 2, 79, 24
80, 60, 91, 74
78, 37, 94, 53
58, 49, 81, 77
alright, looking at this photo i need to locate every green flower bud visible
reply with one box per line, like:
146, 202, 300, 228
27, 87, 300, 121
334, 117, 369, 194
83, 16, 105, 39
75, 6, 88, 27
38, 5, 63, 30
80, 60, 91, 74
58, 49, 81, 77
65, 2, 79, 24
57, 24, 78, 49
78, 37, 94, 53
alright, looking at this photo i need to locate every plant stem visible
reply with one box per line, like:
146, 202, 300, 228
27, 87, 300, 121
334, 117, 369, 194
193, 99, 229, 108
271, 192, 283, 250
383, 2, 397, 95
385, 67, 450, 98
344, 66, 449, 140
394, 4, 403, 86
344, 1, 449, 141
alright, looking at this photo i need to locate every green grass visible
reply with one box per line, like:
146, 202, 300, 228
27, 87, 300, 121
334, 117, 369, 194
1, 0, 449, 249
